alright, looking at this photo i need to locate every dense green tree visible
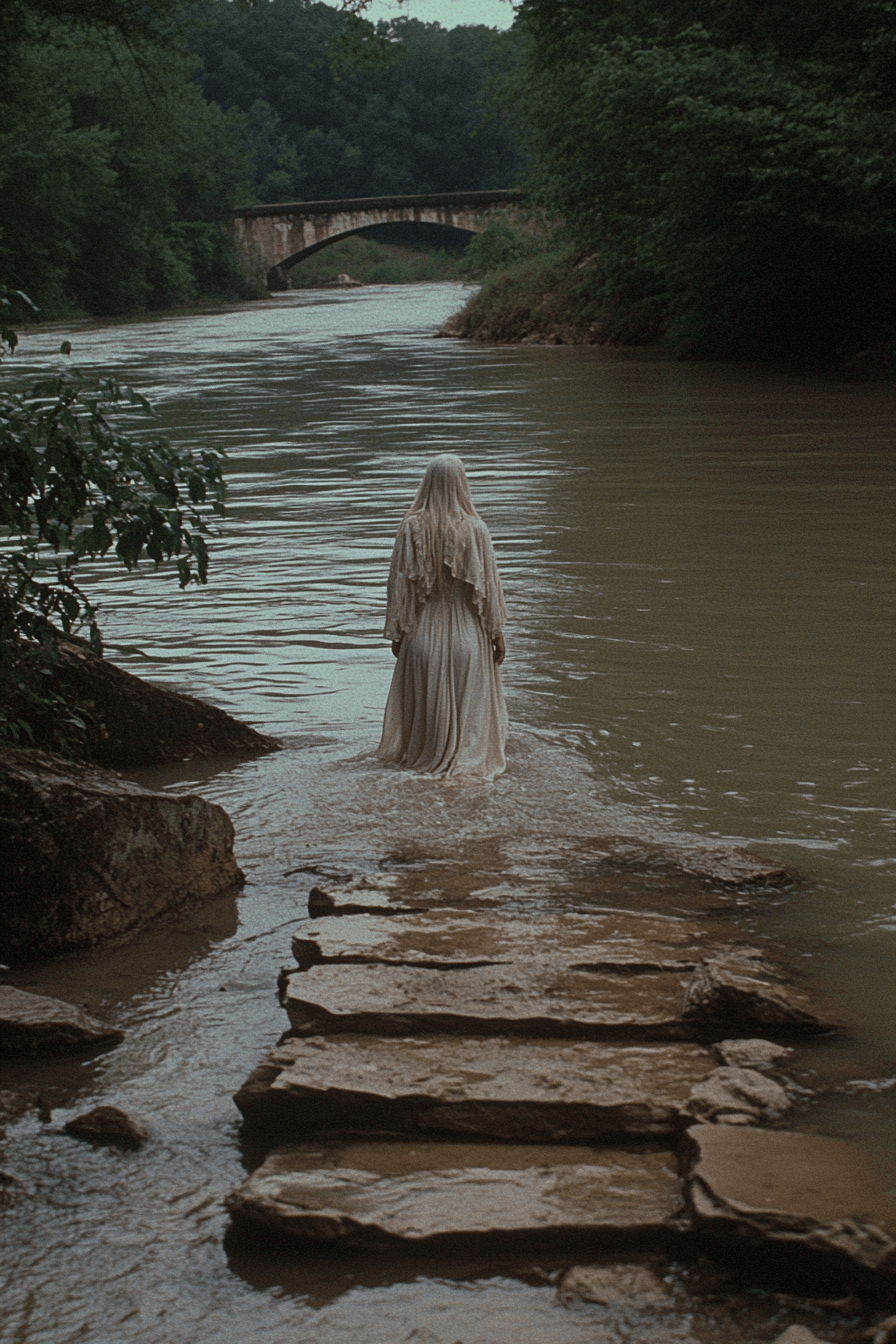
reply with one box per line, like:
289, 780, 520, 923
0, 31, 254, 316
510, 0, 896, 358
189, 0, 521, 202
0, 0, 190, 52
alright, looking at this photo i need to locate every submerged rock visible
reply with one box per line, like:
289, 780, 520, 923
226, 1140, 682, 1248
581, 837, 798, 891
0, 985, 124, 1052
674, 846, 797, 889
683, 960, 833, 1036
680, 1066, 790, 1125
0, 748, 244, 960
556, 1263, 672, 1305
235, 1034, 715, 1143
711, 1038, 793, 1071
683, 1124, 896, 1281
64, 1105, 148, 1148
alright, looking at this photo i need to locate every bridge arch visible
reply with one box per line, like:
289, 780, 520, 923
230, 190, 522, 290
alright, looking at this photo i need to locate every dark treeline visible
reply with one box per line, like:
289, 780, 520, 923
0, 0, 252, 316
463, 0, 896, 362
188, 1, 520, 203
0, 0, 518, 319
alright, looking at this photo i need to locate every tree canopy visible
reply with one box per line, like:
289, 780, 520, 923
510, 0, 896, 358
0, 30, 254, 317
188, 0, 521, 202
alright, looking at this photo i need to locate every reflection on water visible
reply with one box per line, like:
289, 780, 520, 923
1, 285, 894, 1343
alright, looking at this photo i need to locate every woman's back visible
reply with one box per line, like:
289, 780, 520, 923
377, 456, 508, 780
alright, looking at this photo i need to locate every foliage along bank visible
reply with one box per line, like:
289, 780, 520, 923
0, 29, 255, 318
454, 0, 896, 365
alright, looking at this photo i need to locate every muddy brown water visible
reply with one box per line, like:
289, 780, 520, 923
1, 284, 894, 1342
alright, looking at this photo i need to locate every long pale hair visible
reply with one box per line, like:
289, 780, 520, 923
385, 454, 505, 637
405, 454, 481, 524
400, 455, 482, 592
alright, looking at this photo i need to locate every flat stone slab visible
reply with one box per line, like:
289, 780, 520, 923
226, 1140, 682, 1247
235, 1035, 716, 1141
0, 985, 124, 1052
284, 908, 829, 1041
290, 907, 724, 973
683, 1124, 896, 1280
282, 960, 693, 1040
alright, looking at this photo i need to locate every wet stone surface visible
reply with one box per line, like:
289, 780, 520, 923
290, 905, 716, 970
281, 959, 694, 1041
280, 902, 829, 1042
0, 985, 124, 1053
235, 1034, 717, 1142
226, 1140, 683, 1248
683, 1124, 896, 1279
556, 1262, 673, 1306
63, 1104, 148, 1149
228, 857, 894, 1299
679, 1066, 791, 1125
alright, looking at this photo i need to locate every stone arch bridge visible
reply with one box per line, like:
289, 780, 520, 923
231, 189, 523, 289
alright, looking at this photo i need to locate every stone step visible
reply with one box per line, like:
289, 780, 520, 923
227, 1122, 896, 1285
683, 1124, 896, 1283
234, 1034, 717, 1142
225, 1140, 682, 1249
281, 960, 692, 1041
290, 906, 729, 973
281, 948, 829, 1041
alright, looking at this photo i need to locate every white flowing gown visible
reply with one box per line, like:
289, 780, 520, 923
377, 512, 508, 780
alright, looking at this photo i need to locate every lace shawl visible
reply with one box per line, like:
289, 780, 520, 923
383, 512, 507, 641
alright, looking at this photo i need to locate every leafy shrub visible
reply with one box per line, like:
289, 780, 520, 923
0, 298, 227, 747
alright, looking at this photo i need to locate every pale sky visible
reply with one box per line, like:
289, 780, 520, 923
321, 0, 516, 31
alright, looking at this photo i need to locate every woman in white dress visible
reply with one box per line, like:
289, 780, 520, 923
377, 454, 508, 780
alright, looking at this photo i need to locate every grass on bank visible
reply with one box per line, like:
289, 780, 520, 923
450, 220, 666, 347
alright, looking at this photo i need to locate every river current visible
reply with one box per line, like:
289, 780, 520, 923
1, 284, 894, 1343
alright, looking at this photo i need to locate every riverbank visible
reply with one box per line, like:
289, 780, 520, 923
442, 248, 896, 376
440, 249, 665, 349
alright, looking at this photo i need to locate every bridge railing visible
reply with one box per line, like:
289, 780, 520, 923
231, 189, 523, 219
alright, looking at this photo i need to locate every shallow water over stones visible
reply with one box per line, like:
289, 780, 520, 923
1, 284, 894, 1343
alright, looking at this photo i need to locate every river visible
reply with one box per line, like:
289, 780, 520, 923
1, 283, 894, 1343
